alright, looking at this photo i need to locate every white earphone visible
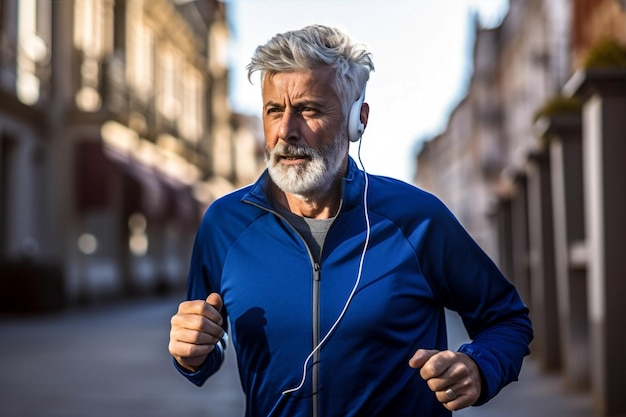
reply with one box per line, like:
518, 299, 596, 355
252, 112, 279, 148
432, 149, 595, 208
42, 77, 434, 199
348, 88, 366, 142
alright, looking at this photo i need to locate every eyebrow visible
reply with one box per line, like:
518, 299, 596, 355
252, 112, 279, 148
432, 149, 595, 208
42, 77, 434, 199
264, 98, 322, 110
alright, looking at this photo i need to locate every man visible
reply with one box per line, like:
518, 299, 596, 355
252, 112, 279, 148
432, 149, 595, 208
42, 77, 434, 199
169, 24, 533, 417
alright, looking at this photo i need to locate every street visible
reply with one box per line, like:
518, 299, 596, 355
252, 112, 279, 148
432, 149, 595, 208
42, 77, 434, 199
0, 294, 593, 417
0, 295, 245, 417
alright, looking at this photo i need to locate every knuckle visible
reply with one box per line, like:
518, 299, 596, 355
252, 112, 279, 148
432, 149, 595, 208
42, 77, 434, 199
190, 314, 205, 330
186, 330, 201, 344
177, 300, 192, 312
170, 341, 189, 357
180, 343, 197, 357
440, 349, 453, 358
449, 363, 468, 379
423, 360, 439, 376
458, 377, 473, 391
426, 379, 439, 392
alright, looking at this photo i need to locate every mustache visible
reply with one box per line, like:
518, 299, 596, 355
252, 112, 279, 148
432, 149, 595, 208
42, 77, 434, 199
266, 143, 318, 160
276, 143, 315, 156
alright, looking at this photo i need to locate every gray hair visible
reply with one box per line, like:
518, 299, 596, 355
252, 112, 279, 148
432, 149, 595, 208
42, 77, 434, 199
247, 24, 375, 114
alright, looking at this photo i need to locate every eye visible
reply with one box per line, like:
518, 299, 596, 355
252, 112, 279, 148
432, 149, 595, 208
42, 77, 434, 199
300, 107, 318, 117
265, 107, 282, 115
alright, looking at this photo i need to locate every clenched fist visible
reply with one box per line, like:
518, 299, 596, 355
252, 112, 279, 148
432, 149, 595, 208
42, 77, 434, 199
409, 349, 482, 411
169, 293, 225, 372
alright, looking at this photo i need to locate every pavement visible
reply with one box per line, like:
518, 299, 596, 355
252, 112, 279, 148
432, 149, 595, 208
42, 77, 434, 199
0, 294, 595, 417
446, 311, 594, 417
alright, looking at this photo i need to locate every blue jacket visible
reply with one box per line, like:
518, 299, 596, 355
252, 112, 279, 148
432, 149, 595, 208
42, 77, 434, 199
176, 157, 533, 417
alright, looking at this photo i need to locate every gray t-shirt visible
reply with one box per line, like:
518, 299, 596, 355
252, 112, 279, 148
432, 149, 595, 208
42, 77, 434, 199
274, 205, 335, 262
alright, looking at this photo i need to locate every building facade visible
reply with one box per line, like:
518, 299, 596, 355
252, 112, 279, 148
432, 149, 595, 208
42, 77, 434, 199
414, 0, 626, 415
0, 0, 263, 309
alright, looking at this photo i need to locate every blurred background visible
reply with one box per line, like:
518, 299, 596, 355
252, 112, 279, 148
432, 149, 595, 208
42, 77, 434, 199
1, 0, 625, 416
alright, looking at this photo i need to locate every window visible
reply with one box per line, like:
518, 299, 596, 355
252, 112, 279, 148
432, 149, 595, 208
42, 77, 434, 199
157, 47, 178, 118
179, 65, 203, 143
16, 0, 46, 105
127, 11, 154, 100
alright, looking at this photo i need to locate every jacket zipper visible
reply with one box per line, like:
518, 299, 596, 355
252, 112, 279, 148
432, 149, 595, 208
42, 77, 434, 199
244, 198, 341, 417
312, 261, 321, 417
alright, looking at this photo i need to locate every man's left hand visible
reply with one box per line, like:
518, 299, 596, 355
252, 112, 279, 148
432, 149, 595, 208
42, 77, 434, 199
409, 349, 482, 411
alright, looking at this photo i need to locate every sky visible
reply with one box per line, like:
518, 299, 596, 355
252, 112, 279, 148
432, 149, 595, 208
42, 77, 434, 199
225, 0, 509, 182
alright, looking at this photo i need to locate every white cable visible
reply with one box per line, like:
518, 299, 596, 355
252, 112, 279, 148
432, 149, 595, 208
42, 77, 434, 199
282, 140, 371, 396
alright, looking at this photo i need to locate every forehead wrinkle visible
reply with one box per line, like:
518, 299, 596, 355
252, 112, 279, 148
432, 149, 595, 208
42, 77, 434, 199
265, 67, 338, 95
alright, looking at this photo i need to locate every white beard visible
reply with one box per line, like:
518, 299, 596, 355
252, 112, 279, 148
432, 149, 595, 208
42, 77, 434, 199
266, 134, 348, 197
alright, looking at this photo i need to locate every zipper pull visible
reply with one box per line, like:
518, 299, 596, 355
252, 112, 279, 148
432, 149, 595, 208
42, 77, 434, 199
314, 262, 321, 278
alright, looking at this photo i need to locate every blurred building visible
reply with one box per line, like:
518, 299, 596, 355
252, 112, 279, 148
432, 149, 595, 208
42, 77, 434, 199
0, 0, 264, 309
414, 0, 626, 415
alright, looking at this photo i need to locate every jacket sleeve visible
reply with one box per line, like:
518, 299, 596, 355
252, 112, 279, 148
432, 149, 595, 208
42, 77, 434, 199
173, 342, 226, 387
415, 196, 534, 405
171, 209, 229, 386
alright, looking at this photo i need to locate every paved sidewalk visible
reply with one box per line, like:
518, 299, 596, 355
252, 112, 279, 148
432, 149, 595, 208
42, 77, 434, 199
0, 295, 595, 417
446, 310, 594, 417
0, 295, 246, 417
446, 312, 595, 417
457, 358, 594, 417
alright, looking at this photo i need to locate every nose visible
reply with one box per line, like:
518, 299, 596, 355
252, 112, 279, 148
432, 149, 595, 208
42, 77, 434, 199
278, 109, 299, 142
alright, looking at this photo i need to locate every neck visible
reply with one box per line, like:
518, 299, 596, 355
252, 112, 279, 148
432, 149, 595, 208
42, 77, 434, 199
271, 179, 342, 219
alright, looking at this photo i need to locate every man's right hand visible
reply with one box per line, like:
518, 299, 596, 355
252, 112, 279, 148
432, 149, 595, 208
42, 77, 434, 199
169, 293, 224, 372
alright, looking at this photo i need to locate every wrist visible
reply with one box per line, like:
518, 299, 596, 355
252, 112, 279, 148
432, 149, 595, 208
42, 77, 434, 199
175, 354, 208, 373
